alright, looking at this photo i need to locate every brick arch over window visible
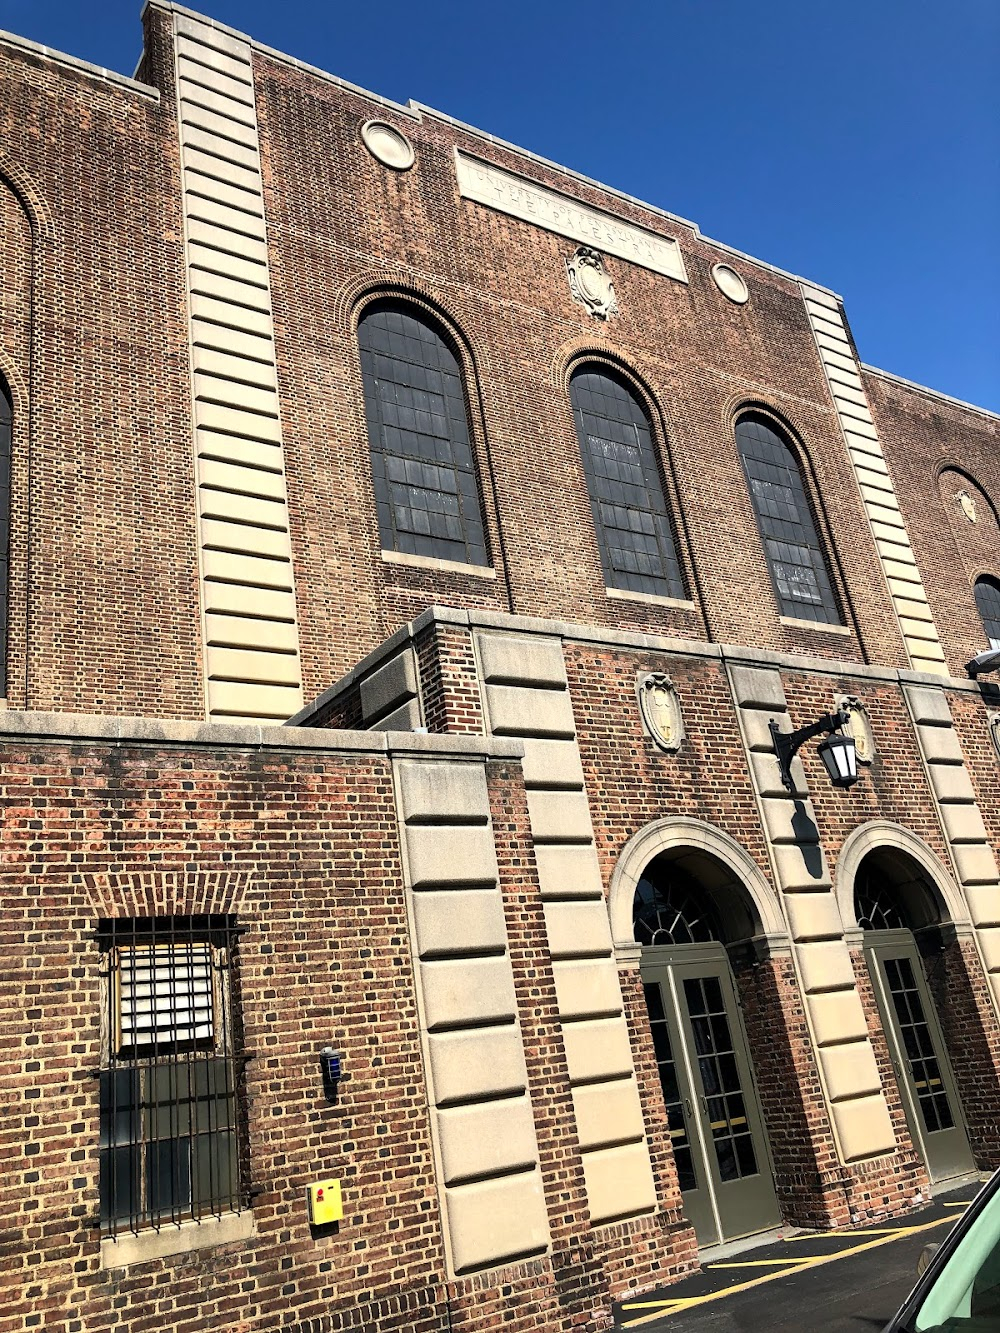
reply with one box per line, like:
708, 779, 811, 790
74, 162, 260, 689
0, 376, 10, 697
569, 364, 685, 599
974, 576, 1000, 649
357, 300, 489, 568
735, 411, 841, 625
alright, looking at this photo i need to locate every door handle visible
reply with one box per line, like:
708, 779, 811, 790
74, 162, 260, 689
700, 1096, 708, 1117
685, 1098, 694, 1118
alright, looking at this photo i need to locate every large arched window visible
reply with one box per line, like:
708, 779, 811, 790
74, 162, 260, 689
0, 379, 10, 697
569, 367, 685, 599
974, 577, 1000, 649
735, 413, 841, 625
358, 303, 488, 567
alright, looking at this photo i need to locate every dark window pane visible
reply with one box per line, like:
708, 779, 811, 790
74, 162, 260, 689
99, 1145, 141, 1227
359, 304, 489, 567
570, 368, 685, 599
974, 578, 1000, 649
736, 414, 841, 624
147, 1137, 191, 1222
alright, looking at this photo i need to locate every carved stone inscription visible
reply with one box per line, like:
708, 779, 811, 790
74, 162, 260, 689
455, 151, 688, 283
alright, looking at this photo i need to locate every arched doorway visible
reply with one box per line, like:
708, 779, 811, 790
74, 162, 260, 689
635, 846, 781, 1247
853, 846, 974, 1184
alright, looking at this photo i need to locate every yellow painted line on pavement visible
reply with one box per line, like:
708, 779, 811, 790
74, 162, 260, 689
620, 1212, 956, 1327
945, 1202, 970, 1208
710, 1256, 817, 1268
783, 1224, 927, 1240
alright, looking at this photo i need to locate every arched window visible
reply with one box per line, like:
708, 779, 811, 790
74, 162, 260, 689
974, 577, 1000, 649
735, 413, 840, 625
569, 367, 685, 599
0, 380, 10, 697
358, 303, 488, 567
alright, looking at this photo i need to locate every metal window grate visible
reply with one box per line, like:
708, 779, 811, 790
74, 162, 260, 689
570, 368, 686, 600
359, 303, 489, 567
0, 381, 10, 698
735, 414, 841, 625
974, 577, 1000, 650
98, 916, 248, 1237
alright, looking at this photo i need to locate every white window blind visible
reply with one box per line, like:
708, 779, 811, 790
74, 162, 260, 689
117, 943, 214, 1047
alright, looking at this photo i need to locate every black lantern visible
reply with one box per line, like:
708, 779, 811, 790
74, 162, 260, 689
770, 706, 860, 792
816, 730, 858, 788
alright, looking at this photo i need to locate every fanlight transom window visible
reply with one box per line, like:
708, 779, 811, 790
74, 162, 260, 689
633, 869, 720, 947
358, 304, 488, 567
570, 368, 685, 600
974, 577, 1000, 650
736, 414, 840, 625
855, 879, 910, 932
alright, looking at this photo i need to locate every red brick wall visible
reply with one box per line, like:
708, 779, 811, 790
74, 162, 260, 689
865, 370, 1000, 679
3, 726, 715, 1332
0, 17, 204, 716
248, 24, 906, 693
0, 736, 463, 1331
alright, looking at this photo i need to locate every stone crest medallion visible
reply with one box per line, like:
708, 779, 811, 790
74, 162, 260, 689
637, 672, 684, 752
567, 247, 618, 319
837, 694, 876, 765
956, 489, 977, 524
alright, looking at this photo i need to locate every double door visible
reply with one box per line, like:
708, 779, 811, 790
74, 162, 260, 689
865, 931, 974, 1184
641, 945, 780, 1248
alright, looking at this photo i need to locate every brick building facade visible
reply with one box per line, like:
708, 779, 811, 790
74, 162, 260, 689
1, 5, 999, 1330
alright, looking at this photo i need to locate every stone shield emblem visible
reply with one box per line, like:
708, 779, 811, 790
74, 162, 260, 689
637, 672, 684, 752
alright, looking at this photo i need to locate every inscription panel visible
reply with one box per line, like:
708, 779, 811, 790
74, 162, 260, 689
455, 151, 688, 282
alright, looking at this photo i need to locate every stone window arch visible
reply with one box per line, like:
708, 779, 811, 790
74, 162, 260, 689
357, 301, 489, 567
735, 412, 841, 625
569, 364, 685, 600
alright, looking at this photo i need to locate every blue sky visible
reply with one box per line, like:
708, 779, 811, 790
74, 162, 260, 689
4, 0, 998, 412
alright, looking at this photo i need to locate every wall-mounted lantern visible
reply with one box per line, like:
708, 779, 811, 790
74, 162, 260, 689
770, 706, 859, 791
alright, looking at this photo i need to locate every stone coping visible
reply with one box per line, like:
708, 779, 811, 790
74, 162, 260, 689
0, 26, 159, 99
290, 605, 988, 726
0, 709, 525, 761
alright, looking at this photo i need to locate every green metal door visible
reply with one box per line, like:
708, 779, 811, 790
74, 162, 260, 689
866, 932, 974, 1184
642, 945, 781, 1247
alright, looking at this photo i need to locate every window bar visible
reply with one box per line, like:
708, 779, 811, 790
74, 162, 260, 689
219, 918, 237, 1215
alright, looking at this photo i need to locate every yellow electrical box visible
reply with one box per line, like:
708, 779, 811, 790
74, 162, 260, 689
307, 1178, 343, 1226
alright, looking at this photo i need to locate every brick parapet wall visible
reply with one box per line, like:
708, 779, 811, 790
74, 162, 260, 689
864, 369, 1000, 679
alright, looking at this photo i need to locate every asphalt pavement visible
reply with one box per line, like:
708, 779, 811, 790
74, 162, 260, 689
615, 1179, 983, 1332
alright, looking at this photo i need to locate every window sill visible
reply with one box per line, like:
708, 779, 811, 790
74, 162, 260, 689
100, 1210, 255, 1269
779, 615, 852, 636
606, 587, 697, 611
381, 549, 496, 580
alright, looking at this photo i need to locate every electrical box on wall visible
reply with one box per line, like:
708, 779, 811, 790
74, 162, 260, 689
307, 1179, 343, 1226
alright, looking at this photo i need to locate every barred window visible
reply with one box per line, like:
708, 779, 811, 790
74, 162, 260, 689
358, 303, 489, 567
570, 367, 685, 600
735, 414, 841, 625
974, 577, 1000, 649
98, 917, 247, 1237
0, 380, 10, 697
